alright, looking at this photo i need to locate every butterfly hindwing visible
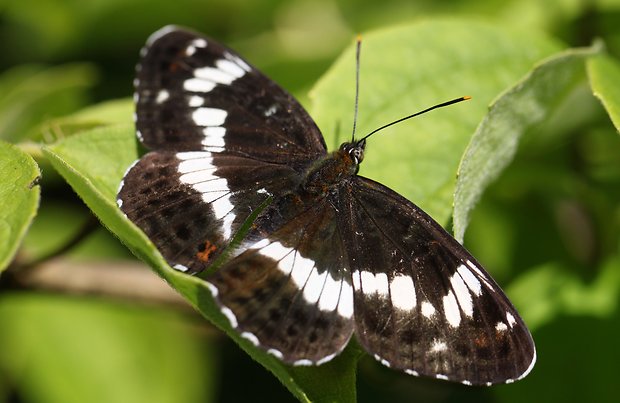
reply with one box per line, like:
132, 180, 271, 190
118, 151, 301, 273
206, 195, 355, 364
339, 176, 536, 385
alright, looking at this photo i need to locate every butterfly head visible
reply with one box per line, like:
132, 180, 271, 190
302, 141, 363, 193
341, 139, 366, 166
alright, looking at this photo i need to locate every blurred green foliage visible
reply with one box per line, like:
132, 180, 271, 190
1, 0, 620, 402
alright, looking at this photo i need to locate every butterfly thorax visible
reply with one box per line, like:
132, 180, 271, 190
301, 141, 365, 196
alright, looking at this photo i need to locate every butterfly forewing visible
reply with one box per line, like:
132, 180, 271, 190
120, 26, 329, 273
134, 26, 327, 162
340, 176, 536, 385
119, 25, 536, 386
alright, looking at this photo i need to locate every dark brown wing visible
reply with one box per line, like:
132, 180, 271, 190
134, 26, 326, 163
119, 26, 329, 273
205, 194, 355, 364
337, 176, 535, 385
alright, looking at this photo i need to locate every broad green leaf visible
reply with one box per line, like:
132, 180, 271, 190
18, 201, 92, 263
508, 257, 620, 332
588, 54, 620, 132
496, 257, 620, 403
0, 294, 214, 403
43, 126, 357, 403
0, 64, 97, 142
311, 18, 561, 225
37, 98, 133, 140
453, 43, 602, 242
0, 141, 40, 272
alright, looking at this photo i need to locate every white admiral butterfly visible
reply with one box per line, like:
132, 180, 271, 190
117, 26, 536, 386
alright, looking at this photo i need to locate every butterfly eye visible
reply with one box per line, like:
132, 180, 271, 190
348, 146, 364, 164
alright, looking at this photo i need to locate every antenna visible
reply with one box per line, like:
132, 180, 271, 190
356, 96, 471, 144
351, 35, 362, 143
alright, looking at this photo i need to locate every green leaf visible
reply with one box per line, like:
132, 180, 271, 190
37, 98, 134, 140
18, 200, 92, 263
0, 294, 215, 403
495, 256, 620, 403
0, 141, 40, 272
507, 257, 620, 332
453, 43, 602, 242
311, 18, 561, 225
588, 54, 620, 132
0, 64, 98, 142
43, 126, 357, 403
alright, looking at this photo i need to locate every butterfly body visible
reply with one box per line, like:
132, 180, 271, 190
118, 25, 536, 386
303, 143, 361, 194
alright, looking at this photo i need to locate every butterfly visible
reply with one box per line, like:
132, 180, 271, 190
117, 25, 536, 386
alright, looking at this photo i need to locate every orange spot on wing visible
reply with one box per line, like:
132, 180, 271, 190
196, 240, 217, 262
474, 333, 490, 348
